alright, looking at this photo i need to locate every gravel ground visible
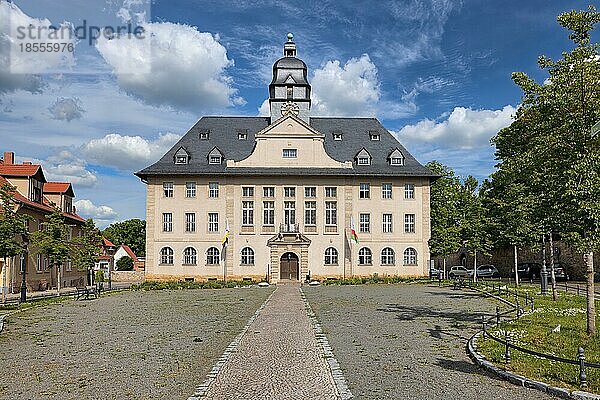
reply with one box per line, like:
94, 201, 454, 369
303, 284, 554, 400
0, 287, 273, 400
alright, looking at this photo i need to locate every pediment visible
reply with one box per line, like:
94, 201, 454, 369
284, 74, 297, 84
255, 113, 324, 139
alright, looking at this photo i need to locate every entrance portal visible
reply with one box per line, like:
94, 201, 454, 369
280, 252, 299, 280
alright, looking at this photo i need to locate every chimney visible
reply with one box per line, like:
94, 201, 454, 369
3, 152, 14, 165
22, 161, 32, 165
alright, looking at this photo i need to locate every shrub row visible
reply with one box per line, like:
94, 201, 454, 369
320, 275, 429, 286
132, 280, 257, 291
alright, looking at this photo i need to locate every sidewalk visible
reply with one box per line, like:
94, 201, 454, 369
199, 283, 341, 400
0, 282, 132, 306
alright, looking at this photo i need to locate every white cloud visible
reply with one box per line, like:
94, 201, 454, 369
82, 132, 182, 171
396, 105, 516, 150
48, 97, 85, 121
74, 199, 117, 220
96, 22, 243, 112
0, 2, 75, 93
18, 151, 98, 187
257, 99, 270, 116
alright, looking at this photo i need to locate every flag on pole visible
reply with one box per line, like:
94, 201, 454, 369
221, 219, 230, 252
350, 216, 359, 244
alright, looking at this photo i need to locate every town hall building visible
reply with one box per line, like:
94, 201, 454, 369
136, 34, 436, 283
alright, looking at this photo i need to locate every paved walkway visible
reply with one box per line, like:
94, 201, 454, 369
200, 283, 341, 400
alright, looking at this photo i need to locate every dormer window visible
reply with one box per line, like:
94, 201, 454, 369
388, 148, 405, 166
199, 130, 210, 140
237, 129, 248, 140
332, 131, 343, 141
208, 147, 223, 165
355, 148, 372, 166
369, 131, 380, 141
174, 147, 190, 165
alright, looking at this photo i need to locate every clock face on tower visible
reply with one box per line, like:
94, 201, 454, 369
281, 101, 300, 116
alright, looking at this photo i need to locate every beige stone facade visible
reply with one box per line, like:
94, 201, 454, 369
138, 36, 434, 283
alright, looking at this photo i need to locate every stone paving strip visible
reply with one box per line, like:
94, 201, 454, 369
194, 283, 346, 400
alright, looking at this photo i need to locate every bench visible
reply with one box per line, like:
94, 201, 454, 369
76, 286, 98, 300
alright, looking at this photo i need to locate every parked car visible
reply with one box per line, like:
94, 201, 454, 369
429, 267, 442, 279
517, 262, 541, 280
552, 263, 569, 281
469, 264, 499, 278
448, 266, 471, 279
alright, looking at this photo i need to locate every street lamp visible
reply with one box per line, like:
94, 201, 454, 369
20, 233, 29, 303
106, 245, 115, 290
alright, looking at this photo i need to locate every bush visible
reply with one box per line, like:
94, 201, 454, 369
116, 256, 134, 271
321, 275, 428, 286
95, 270, 105, 283
131, 279, 256, 291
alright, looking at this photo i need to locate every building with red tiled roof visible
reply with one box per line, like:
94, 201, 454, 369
0, 151, 88, 294
114, 244, 145, 271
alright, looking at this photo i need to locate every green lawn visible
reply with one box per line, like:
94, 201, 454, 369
476, 283, 600, 392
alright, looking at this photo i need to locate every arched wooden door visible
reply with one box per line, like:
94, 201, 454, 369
280, 252, 299, 280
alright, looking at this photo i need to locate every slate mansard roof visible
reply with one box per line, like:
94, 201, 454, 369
135, 116, 436, 179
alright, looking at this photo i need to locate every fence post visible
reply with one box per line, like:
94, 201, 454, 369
577, 284, 580, 296
531, 299, 535, 312
578, 347, 587, 388
505, 331, 511, 364
496, 306, 501, 326
515, 297, 521, 318
565, 281, 568, 293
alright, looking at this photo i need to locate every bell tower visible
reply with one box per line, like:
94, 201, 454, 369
269, 33, 311, 123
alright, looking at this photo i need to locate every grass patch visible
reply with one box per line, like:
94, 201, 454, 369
475, 282, 600, 392
132, 280, 258, 291
0, 295, 70, 312
320, 275, 431, 286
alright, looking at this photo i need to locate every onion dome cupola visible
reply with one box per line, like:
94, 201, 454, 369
269, 33, 311, 123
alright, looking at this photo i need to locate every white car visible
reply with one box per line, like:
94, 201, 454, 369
448, 266, 471, 279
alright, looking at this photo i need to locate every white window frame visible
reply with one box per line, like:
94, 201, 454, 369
284, 187, 296, 198
185, 212, 196, 233
206, 247, 220, 265
304, 201, 316, 226
284, 201, 296, 225
383, 213, 393, 233
241, 247, 255, 265
183, 247, 197, 265
325, 201, 337, 226
186, 182, 196, 198
163, 213, 173, 232
163, 182, 174, 198
242, 186, 254, 197
325, 187, 337, 198
208, 212, 219, 233
282, 148, 297, 158
359, 213, 370, 233
209, 155, 222, 164
175, 155, 188, 164
242, 201, 254, 225
381, 247, 395, 265
160, 247, 174, 265
404, 214, 415, 233
357, 157, 371, 165
405, 183, 415, 199
263, 201, 275, 226
358, 247, 372, 265
324, 247, 338, 265
391, 157, 404, 166
263, 187, 275, 197
382, 183, 392, 199
304, 187, 316, 198
209, 182, 219, 198
359, 183, 370, 199
404, 248, 418, 265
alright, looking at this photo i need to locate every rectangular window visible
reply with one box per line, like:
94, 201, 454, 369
163, 182, 173, 198
263, 201, 275, 226
185, 212, 196, 233
175, 155, 187, 164
65, 259, 72, 272
405, 183, 415, 199
357, 157, 370, 165
209, 182, 219, 198
186, 182, 196, 198
304, 201, 316, 226
282, 149, 297, 158
263, 187, 275, 197
382, 183, 392, 199
325, 201, 337, 226
162, 213, 172, 232
208, 213, 219, 232
369, 131, 380, 141
199, 131, 209, 140
359, 213, 370, 233
383, 213, 393, 233
391, 157, 404, 165
284, 201, 296, 225
242, 201, 254, 225
242, 186, 254, 197
325, 187, 337, 198
284, 187, 296, 198
304, 187, 316, 198
404, 214, 416, 233
359, 183, 370, 199
209, 155, 221, 164
36, 254, 43, 272
333, 132, 343, 141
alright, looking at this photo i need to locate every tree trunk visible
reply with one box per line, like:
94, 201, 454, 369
514, 245, 519, 287
443, 258, 446, 279
586, 251, 595, 336
1, 256, 6, 304
549, 233, 557, 301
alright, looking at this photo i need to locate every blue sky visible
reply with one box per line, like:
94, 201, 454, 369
0, 0, 595, 227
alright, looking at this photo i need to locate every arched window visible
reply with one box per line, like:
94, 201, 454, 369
358, 247, 372, 265
206, 247, 220, 265
241, 247, 255, 265
324, 247, 338, 265
403, 248, 418, 265
160, 247, 173, 265
381, 247, 395, 265
183, 247, 197, 265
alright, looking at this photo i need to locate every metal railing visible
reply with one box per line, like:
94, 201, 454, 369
279, 223, 299, 233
